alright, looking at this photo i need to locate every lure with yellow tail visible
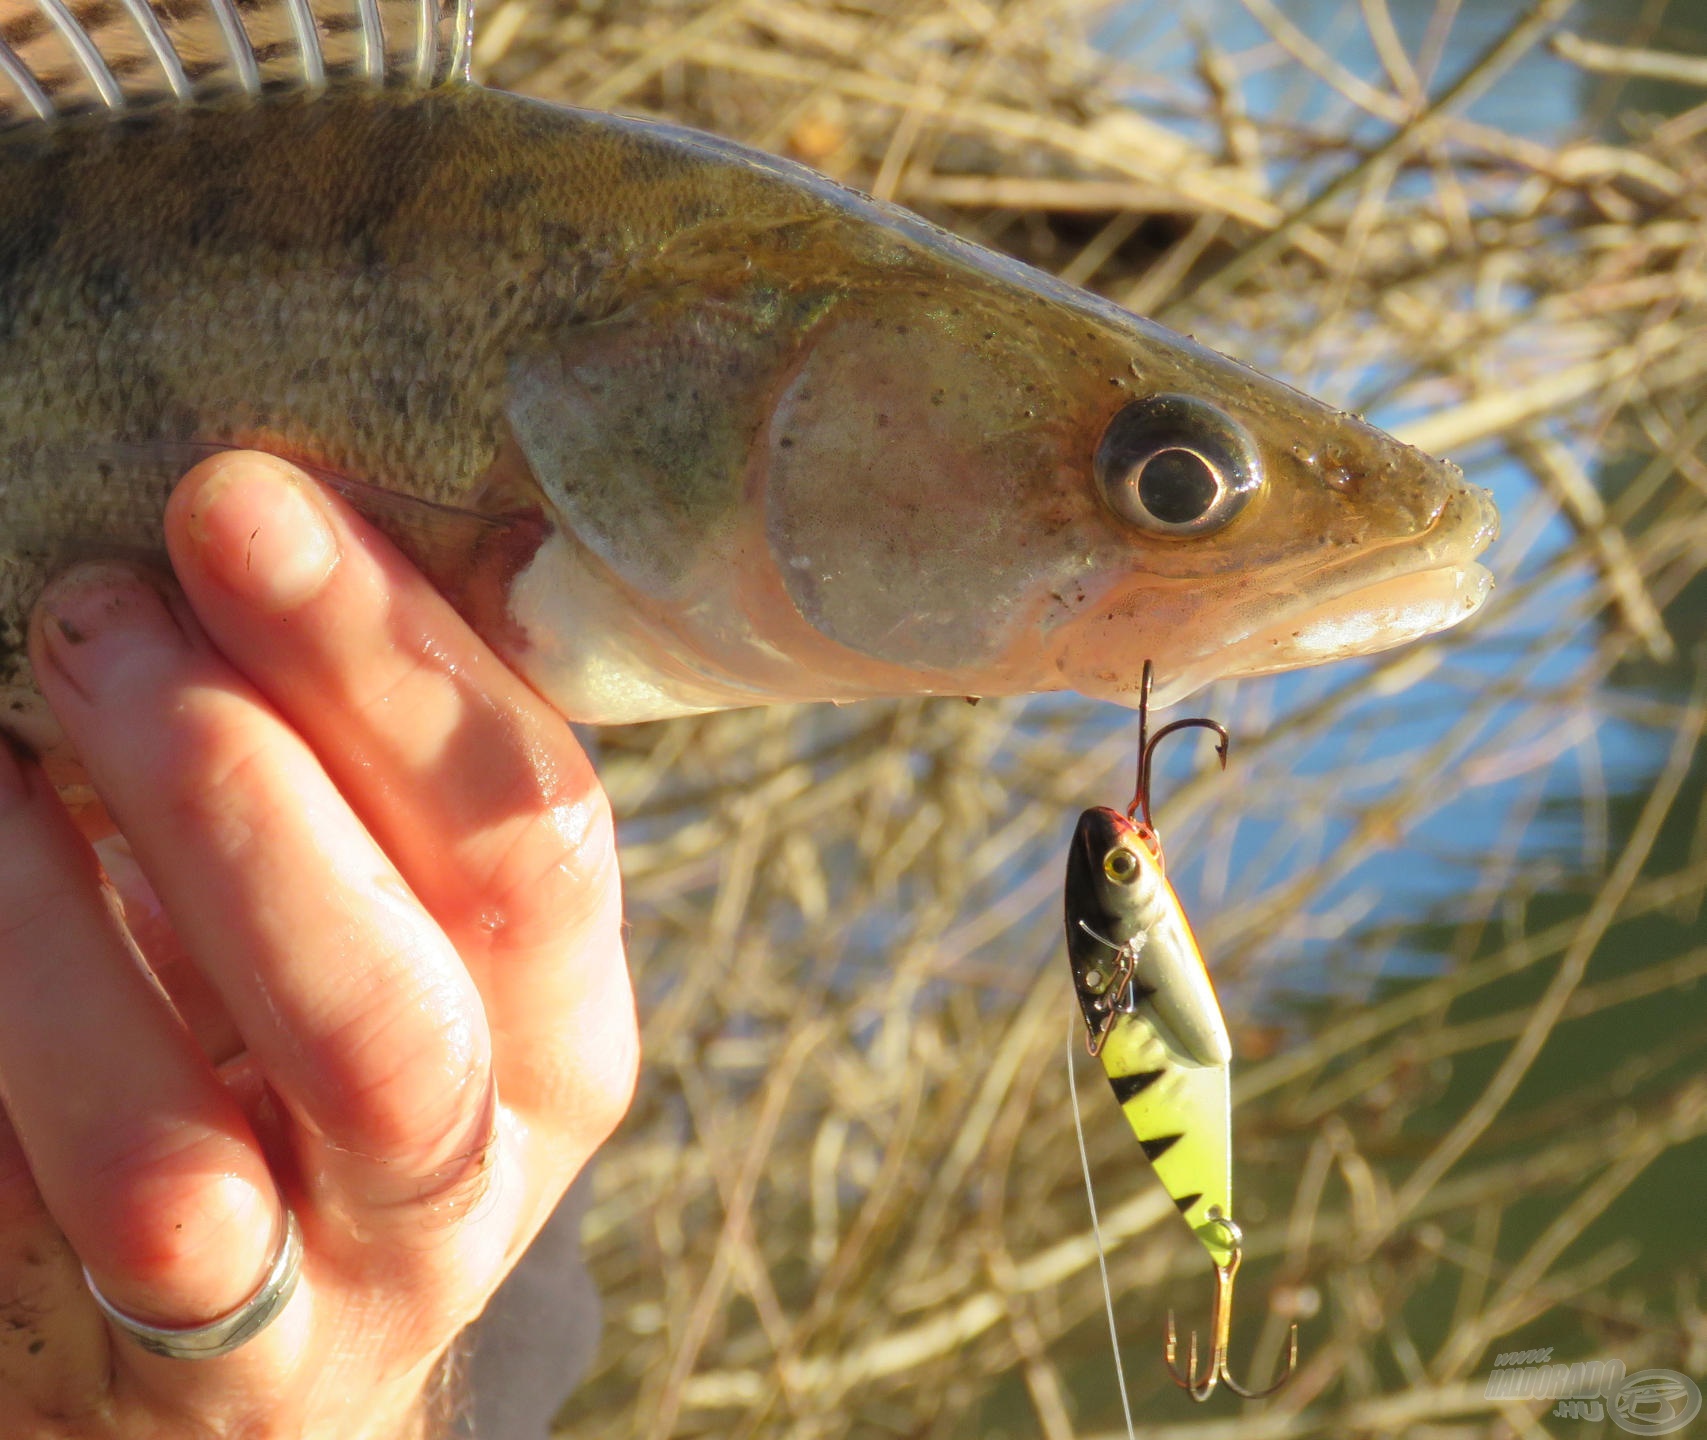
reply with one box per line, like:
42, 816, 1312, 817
1064, 805, 1236, 1267
1063, 664, 1296, 1401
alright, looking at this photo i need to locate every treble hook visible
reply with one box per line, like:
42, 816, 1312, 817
1164, 1213, 1298, 1402
1129, 660, 1231, 830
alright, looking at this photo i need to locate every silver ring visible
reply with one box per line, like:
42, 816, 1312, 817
83, 1207, 304, 1361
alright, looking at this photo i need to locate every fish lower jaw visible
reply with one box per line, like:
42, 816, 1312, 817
1196, 559, 1494, 691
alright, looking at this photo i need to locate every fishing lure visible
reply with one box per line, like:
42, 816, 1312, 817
1063, 662, 1297, 1401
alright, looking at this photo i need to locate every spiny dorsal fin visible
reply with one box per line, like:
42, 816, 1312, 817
0, 0, 471, 126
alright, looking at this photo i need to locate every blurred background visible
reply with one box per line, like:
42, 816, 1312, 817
477, 2, 1707, 1435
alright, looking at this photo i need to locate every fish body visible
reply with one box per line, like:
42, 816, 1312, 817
0, 0, 1498, 780
1065, 804, 1234, 1265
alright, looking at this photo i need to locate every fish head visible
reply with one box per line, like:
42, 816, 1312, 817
1035, 298, 1501, 709
499, 142, 1494, 720
762, 226, 1498, 709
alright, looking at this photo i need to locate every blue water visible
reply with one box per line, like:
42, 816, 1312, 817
1099, 0, 1589, 151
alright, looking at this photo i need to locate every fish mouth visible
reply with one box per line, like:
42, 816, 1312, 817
1149, 478, 1500, 706
1194, 559, 1492, 683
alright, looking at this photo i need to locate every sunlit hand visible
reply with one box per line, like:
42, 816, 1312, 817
0, 453, 638, 1439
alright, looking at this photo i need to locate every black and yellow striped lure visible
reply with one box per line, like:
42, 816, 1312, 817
1064, 663, 1296, 1402
1065, 804, 1235, 1264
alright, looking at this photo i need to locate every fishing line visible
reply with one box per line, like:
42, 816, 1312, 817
1069, 1012, 1138, 1440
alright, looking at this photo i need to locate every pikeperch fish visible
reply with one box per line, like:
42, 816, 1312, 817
0, 0, 1498, 785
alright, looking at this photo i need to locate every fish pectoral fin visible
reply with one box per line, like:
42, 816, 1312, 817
505, 309, 799, 603
2, 441, 242, 561
316, 444, 555, 636
0, 0, 471, 130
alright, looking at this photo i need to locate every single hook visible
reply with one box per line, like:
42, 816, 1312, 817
1129, 660, 1232, 830
1163, 1213, 1298, 1402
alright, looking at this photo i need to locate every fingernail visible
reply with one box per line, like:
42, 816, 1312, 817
36, 565, 187, 699
186, 457, 340, 612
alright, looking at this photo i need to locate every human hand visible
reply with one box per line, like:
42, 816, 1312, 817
0, 453, 638, 1439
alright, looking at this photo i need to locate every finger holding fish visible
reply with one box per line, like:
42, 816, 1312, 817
162, 451, 635, 1140
0, 453, 636, 1436
28, 557, 509, 1224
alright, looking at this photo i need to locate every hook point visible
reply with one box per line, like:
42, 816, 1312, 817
1161, 1218, 1296, 1403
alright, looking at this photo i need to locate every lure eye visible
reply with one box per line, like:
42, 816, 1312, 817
1103, 847, 1140, 883
1094, 393, 1262, 536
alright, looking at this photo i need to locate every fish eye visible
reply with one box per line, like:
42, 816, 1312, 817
1094, 393, 1262, 536
1103, 847, 1140, 883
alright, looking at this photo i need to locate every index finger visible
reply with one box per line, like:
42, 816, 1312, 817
163, 453, 636, 1131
